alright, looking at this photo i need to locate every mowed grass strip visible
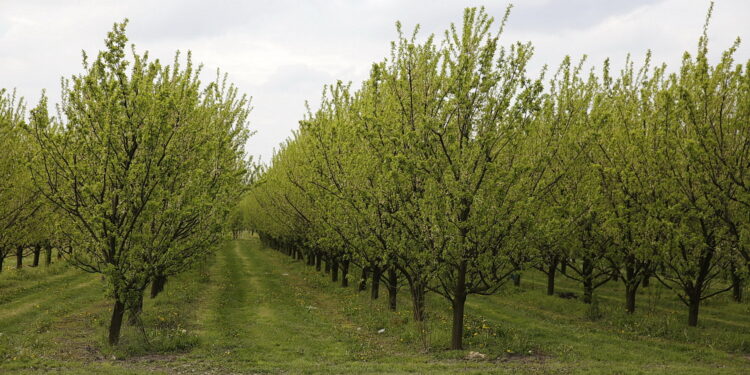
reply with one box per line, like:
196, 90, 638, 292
234, 238, 750, 374
190, 240, 385, 372
2, 238, 750, 374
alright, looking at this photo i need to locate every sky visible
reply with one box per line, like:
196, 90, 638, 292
1, 0, 748, 164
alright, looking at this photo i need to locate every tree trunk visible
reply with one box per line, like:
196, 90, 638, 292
151, 274, 168, 298
547, 269, 556, 296
450, 260, 468, 350
306, 251, 313, 266
582, 257, 593, 304
387, 266, 397, 311
45, 246, 52, 266
16, 246, 23, 269
358, 266, 369, 292
32, 245, 41, 267
546, 255, 559, 296
331, 258, 339, 283
732, 270, 743, 302
560, 259, 567, 275
409, 280, 426, 322
625, 284, 637, 313
687, 293, 700, 327
324, 258, 331, 274
642, 271, 650, 288
315, 252, 322, 272
129, 292, 144, 325
341, 259, 349, 287
370, 265, 381, 300
109, 299, 126, 345
512, 273, 521, 287
0, 255, 4, 273
583, 280, 593, 304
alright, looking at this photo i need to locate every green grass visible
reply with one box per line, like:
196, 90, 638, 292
1, 239, 749, 374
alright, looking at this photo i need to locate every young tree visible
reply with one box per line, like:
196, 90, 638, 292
28, 21, 250, 344
399, 8, 551, 349
649, 22, 743, 326
590, 56, 664, 313
527, 56, 598, 297
0, 90, 39, 273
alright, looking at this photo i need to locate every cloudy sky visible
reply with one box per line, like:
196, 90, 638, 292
1, 0, 748, 164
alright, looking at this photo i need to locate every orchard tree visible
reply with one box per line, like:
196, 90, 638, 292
649, 21, 745, 326
400, 7, 554, 349
0, 90, 39, 273
136, 65, 250, 303
527, 56, 598, 297
28, 21, 250, 344
589, 56, 664, 313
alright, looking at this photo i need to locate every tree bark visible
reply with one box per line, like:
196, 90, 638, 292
32, 245, 41, 267
512, 273, 521, 287
625, 284, 637, 313
109, 299, 126, 345
331, 258, 339, 283
387, 266, 397, 311
544, 255, 559, 296
315, 252, 322, 272
151, 274, 168, 298
16, 246, 23, 269
324, 258, 331, 274
450, 260, 468, 350
129, 292, 144, 325
409, 280, 426, 322
547, 269, 556, 296
370, 265, 381, 300
582, 257, 593, 304
44, 245, 52, 266
732, 269, 743, 302
340, 259, 349, 287
307, 251, 314, 266
687, 293, 700, 327
358, 266, 369, 292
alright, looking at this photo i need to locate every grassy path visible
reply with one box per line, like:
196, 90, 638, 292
187, 240, 505, 374
192, 240, 357, 370
2, 239, 750, 374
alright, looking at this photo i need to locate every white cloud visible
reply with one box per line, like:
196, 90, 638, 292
0, 0, 747, 163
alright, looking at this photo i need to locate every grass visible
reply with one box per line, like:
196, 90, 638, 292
0, 239, 748, 374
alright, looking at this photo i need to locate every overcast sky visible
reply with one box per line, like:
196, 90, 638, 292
1, 0, 748, 164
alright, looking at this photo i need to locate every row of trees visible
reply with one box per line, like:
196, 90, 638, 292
244, 6, 749, 350
0, 90, 69, 273
1, 21, 251, 345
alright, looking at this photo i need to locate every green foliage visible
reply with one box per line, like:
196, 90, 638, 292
25, 20, 250, 344
0, 90, 39, 267
244, 4, 750, 349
